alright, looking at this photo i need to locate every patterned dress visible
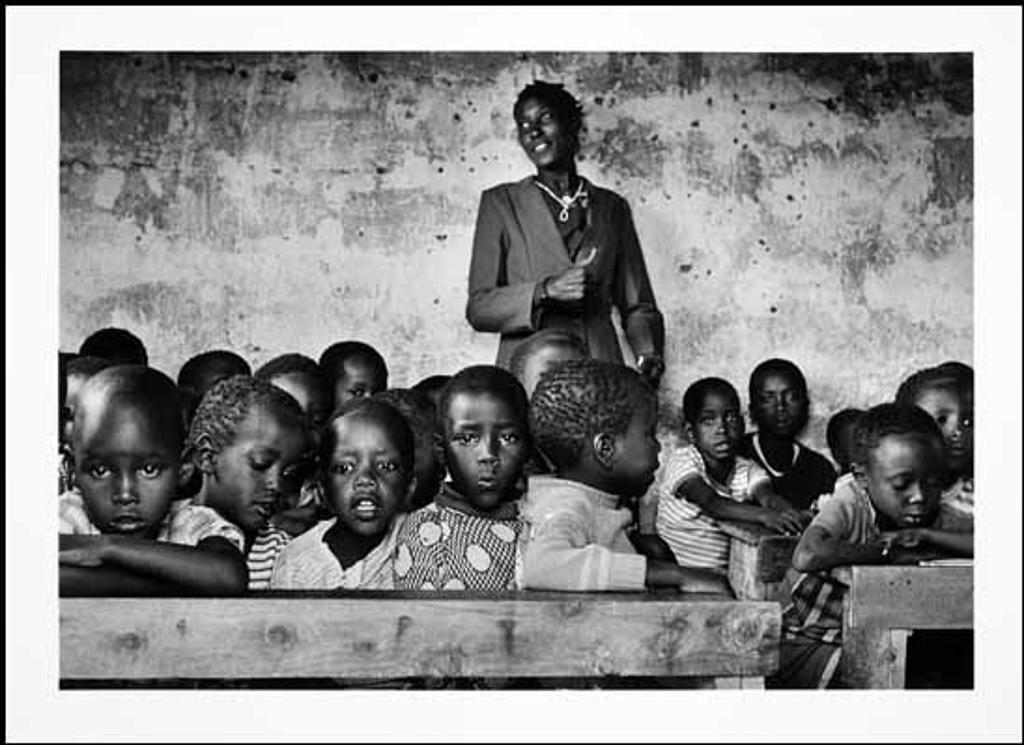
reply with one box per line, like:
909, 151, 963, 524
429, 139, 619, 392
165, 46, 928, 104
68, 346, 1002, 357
393, 487, 523, 591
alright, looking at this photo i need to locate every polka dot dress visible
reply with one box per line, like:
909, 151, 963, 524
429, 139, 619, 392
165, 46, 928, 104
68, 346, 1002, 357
393, 502, 522, 591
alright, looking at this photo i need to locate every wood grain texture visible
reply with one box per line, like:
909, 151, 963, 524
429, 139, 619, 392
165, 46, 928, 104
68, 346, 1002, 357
723, 521, 799, 602
839, 628, 910, 689
845, 565, 973, 629
60, 593, 781, 681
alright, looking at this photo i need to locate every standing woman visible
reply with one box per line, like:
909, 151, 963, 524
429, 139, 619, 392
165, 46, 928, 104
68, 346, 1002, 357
466, 80, 666, 387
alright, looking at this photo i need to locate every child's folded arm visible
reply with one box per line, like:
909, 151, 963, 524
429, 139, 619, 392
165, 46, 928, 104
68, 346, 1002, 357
886, 527, 973, 557
522, 512, 646, 591
675, 475, 790, 532
791, 524, 885, 573
65, 534, 248, 595
59, 564, 175, 596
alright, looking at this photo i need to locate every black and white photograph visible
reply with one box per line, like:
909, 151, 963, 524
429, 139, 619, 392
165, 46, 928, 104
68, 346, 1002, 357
7, 6, 1022, 742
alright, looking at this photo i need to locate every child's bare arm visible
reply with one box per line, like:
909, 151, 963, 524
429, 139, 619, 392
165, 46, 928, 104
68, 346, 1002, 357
750, 481, 811, 533
644, 559, 732, 595
791, 524, 886, 573
885, 527, 973, 557
628, 532, 677, 563
59, 564, 176, 596
59, 534, 247, 595
677, 476, 803, 535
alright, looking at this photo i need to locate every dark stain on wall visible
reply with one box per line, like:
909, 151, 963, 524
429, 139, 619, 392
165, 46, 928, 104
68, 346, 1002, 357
590, 116, 668, 179
762, 53, 973, 120
928, 136, 973, 209
112, 166, 169, 231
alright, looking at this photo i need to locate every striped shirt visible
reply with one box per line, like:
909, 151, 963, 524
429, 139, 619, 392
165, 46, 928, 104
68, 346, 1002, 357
654, 445, 769, 570
269, 515, 406, 590
58, 490, 245, 552
246, 527, 292, 590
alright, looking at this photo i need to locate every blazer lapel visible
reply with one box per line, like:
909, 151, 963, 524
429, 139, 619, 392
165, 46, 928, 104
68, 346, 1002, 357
511, 177, 572, 277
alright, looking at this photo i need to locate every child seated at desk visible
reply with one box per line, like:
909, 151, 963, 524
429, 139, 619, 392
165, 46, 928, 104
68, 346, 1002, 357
59, 366, 248, 596
739, 358, 837, 510
520, 359, 729, 593
896, 363, 974, 551
772, 403, 969, 688
254, 353, 334, 536
656, 377, 806, 573
271, 399, 414, 590
187, 375, 312, 589
393, 366, 529, 591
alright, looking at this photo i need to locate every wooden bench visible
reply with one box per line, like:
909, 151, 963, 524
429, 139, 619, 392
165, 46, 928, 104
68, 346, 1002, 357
718, 520, 800, 602
60, 591, 781, 688
835, 563, 973, 688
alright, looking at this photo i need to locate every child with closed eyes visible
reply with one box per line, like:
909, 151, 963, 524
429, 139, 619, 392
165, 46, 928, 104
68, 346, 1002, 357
187, 375, 313, 590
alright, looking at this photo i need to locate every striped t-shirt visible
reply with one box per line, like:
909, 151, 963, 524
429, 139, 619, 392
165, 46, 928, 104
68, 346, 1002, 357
654, 444, 769, 570
246, 527, 292, 590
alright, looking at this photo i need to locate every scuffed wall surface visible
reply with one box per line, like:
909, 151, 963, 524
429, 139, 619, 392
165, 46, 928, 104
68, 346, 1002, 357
60, 52, 972, 451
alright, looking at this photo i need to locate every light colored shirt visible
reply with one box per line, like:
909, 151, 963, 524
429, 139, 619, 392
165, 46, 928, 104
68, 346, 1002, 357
58, 491, 245, 551
655, 445, 769, 570
519, 475, 647, 591
269, 515, 406, 590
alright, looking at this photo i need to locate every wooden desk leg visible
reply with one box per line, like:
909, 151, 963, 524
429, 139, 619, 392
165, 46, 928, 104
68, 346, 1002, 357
840, 627, 910, 688
712, 676, 766, 689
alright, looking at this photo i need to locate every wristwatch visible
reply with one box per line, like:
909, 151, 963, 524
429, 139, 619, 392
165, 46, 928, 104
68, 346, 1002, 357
637, 353, 665, 383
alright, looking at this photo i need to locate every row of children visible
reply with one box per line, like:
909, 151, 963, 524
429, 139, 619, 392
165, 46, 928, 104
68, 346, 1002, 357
58, 326, 973, 685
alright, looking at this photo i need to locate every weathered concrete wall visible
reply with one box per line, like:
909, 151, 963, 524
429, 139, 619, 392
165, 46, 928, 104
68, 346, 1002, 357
60, 52, 972, 450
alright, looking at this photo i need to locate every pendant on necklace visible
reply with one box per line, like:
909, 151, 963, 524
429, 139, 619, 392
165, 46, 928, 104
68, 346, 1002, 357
558, 206, 570, 222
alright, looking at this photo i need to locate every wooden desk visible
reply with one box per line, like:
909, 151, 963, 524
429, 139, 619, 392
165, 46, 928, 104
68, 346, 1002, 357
718, 520, 800, 602
60, 591, 781, 689
836, 564, 973, 688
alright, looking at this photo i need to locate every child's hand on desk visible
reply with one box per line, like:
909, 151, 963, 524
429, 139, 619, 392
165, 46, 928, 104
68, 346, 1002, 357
882, 527, 931, 549
757, 507, 805, 536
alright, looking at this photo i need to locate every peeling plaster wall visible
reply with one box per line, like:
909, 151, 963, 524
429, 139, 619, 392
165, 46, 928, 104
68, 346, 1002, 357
60, 52, 972, 451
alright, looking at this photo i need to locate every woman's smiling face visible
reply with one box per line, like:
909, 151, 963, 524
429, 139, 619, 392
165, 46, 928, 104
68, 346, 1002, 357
515, 96, 575, 171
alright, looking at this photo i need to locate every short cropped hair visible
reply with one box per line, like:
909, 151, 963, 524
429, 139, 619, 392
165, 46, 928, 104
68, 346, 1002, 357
438, 365, 530, 438
254, 353, 324, 384
186, 375, 306, 459
748, 358, 808, 402
319, 341, 388, 387
895, 366, 962, 407
514, 80, 585, 143
178, 350, 251, 391
75, 365, 184, 445
508, 329, 588, 383
826, 408, 865, 456
411, 374, 451, 404
322, 397, 415, 475
67, 355, 117, 380
682, 377, 740, 425
79, 327, 148, 366
530, 359, 654, 469
851, 403, 944, 468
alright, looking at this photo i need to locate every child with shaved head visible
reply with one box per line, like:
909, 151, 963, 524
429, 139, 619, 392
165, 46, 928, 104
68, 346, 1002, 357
521, 359, 730, 593
59, 365, 248, 596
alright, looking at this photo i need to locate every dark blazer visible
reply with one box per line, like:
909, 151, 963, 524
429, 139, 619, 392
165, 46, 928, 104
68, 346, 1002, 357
466, 176, 664, 368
